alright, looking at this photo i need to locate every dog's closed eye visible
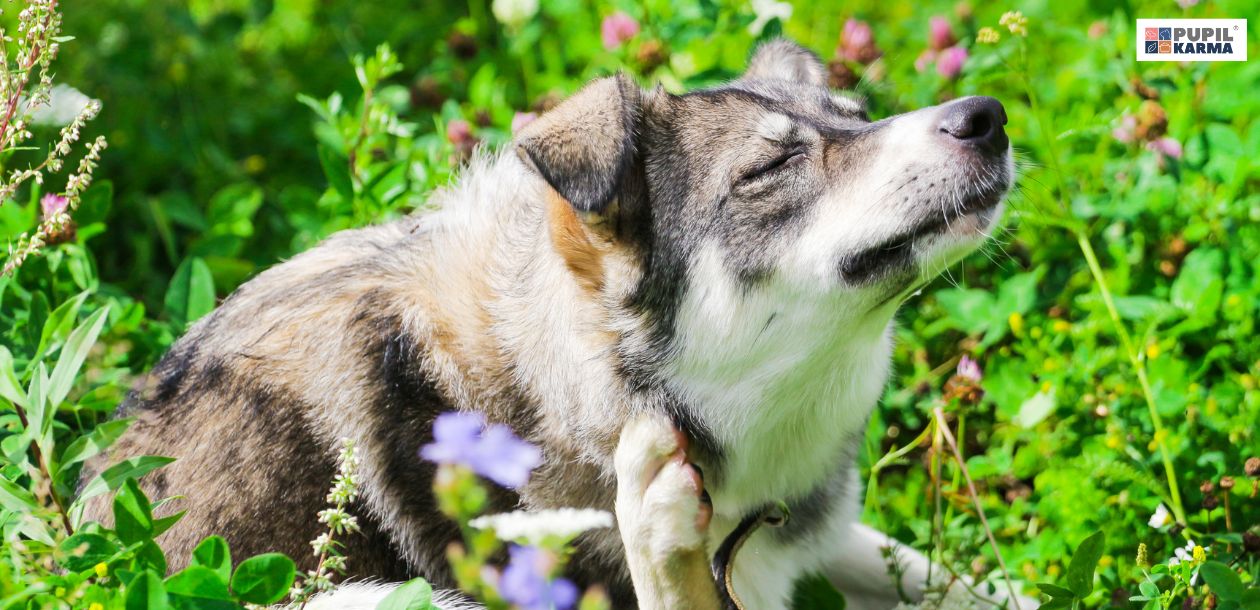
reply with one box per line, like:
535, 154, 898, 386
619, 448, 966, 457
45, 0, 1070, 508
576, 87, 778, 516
738, 146, 807, 184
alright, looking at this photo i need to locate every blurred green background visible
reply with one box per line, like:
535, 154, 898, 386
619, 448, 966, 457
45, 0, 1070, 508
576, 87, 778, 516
2, 0, 1259, 605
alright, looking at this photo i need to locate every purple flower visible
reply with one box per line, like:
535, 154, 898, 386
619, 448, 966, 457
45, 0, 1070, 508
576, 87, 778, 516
957, 355, 983, 382
498, 546, 579, 610
474, 423, 543, 489
914, 49, 936, 73
1112, 115, 1137, 143
420, 412, 542, 489
839, 18, 881, 64
600, 12, 639, 50
446, 119, 473, 146
1147, 137, 1182, 160
511, 111, 538, 134
929, 16, 956, 51
40, 193, 68, 219
936, 46, 967, 79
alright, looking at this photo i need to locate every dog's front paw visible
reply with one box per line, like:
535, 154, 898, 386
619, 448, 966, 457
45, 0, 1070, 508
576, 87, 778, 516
614, 415, 719, 610
614, 415, 712, 561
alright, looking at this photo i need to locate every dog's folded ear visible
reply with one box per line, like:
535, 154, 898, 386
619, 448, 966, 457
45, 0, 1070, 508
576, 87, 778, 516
744, 39, 827, 87
516, 73, 642, 214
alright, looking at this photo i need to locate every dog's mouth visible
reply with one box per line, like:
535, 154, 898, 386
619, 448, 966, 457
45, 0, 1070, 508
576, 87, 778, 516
838, 189, 1003, 284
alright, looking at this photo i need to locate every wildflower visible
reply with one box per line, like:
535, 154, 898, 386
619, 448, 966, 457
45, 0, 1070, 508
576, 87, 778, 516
1191, 545, 1205, 563
976, 27, 1001, 45
420, 411, 543, 489
634, 39, 669, 72
1008, 312, 1024, 335
470, 508, 613, 546
491, 0, 539, 29
498, 545, 579, 610
1148, 503, 1173, 528
40, 193, 68, 219
839, 18, 882, 64
511, 112, 538, 134
748, 0, 793, 36
1243, 531, 1260, 554
1176, 0, 1199, 8
1052, 319, 1071, 333
600, 12, 640, 50
1145, 342, 1161, 360
94, 562, 108, 578
929, 17, 957, 50
447, 31, 478, 60
1136, 543, 1149, 567
956, 355, 982, 382
1147, 137, 1182, 160
29, 84, 94, 127
1112, 115, 1137, 144
999, 11, 1028, 37
936, 46, 968, 79
1247, 456, 1260, 477
1135, 100, 1168, 141
446, 120, 473, 147
88, 604, 103, 610
1088, 21, 1108, 39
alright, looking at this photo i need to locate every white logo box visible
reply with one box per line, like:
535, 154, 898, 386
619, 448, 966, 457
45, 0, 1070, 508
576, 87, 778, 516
1136, 18, 1248, 62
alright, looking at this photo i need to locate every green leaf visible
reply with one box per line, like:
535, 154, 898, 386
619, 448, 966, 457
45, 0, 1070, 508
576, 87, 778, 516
1066, 530, 1106, 598
231, 553, 296, 605
25, 363, 51, 447
164, 257, 217, 328
935, 288, 996, 335
113, 478, 154, 545
318, 144, 355, 202
58, 532, 122, 572
126, 571, 170, 610
192, 536, 233, 583
1198, 561, 1243, 601
1138, 580, 1160, 599
1239, 589, 1260, 610
1014, 386, 1056, 429
75, 455, 175, 508
166, 566, 233, 601
0, 475, 40, 512
0, 345, 26, 408
135, 539, 168, 574
1039, 597, 1074, 610
30, 291, 89, 369
378, 577, 436, 610
789, 573, 845, 610
1037, 583, 1077, 599
153, 510, 188, 538
48, 306, 111, 408
59, 418, 134, 471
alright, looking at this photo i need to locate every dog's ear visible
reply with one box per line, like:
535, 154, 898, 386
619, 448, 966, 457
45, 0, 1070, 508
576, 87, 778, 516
516, 73, 642, 214
743, 39, 827, 87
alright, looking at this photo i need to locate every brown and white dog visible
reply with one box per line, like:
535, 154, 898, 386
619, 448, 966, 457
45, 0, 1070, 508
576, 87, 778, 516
84, 40, 1017, 609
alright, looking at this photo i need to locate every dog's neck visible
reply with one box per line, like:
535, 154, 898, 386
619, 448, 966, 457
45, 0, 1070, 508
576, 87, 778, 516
658, 241, 897, 517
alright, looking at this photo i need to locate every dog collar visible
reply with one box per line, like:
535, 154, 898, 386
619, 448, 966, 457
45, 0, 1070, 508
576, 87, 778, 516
711, 501, 791, 610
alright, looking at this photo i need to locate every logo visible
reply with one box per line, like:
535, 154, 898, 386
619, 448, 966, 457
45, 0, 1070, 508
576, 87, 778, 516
1136, 19, 1247, 62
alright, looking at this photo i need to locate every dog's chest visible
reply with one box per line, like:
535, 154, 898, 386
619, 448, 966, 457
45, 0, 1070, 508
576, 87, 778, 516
665, 246, 894, 518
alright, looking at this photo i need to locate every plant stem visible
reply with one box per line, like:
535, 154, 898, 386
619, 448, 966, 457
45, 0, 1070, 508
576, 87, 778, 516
1014, 41, 1186, 526
934, 408, 1021, 610
11, 403, 74, 536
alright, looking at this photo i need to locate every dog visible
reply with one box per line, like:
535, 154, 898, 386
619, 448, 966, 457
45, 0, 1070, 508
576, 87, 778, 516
84, 39, 1015, 609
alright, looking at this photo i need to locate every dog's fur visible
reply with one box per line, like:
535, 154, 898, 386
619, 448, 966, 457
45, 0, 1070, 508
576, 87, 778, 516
84, 40, 1015, 609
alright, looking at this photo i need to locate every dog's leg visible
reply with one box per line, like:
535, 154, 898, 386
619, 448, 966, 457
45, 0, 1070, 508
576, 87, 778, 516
614, 416, 721, 610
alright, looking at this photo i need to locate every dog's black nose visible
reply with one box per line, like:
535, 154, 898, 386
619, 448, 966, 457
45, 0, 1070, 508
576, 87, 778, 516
938, 96, 1008, 155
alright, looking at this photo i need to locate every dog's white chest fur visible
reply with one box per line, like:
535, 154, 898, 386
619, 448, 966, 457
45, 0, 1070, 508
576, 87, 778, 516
666, 242, 894, 516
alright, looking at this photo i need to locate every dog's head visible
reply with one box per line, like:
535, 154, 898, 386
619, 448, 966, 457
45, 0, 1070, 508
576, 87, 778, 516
516, 39, 1011, 333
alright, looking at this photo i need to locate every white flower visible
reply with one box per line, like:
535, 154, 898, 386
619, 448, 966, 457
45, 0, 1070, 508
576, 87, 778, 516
748, 0, 792, 35
469, 508, 613, 546
1147, 503, 1172, 528
29, 85, 95, 127
491, 0, 538, 29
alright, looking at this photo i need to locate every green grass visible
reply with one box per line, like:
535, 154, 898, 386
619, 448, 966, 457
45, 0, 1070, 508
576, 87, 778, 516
2, 0, 1259, 608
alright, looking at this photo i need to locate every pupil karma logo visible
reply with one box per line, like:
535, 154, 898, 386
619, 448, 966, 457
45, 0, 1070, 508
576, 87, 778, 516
1136, 19, 1248, 62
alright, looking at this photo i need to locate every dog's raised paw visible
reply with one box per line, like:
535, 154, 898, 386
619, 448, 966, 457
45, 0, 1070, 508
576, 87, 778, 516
614, 415, 712, 560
